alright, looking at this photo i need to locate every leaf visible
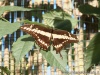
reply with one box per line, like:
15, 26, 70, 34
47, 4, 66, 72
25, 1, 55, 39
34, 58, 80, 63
0, 20, 20, 39
40, 45, 68, 73
55, 19, 72, 32
43, 9, 78, 29
78, 4, 100, 15
0, 6, 32, 16
12, 35, 34, 63
0, 0, 4, 1
23, 19, 55, 29
84, 33, 100, 71
23, 19, 45, 26
0, 66, 10, 74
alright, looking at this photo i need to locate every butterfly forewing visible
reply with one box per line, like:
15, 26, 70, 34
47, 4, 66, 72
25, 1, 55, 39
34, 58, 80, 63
20, 24, 52, 50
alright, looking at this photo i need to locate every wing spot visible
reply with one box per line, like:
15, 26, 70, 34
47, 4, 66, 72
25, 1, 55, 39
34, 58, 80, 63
26, 28, 29, 30
38, 39, 48, 47
36, 28, 38, 30
28, 28, 32, 31
23, 27, 27, 29
30, 25, 33, 29
32, 29, 35, 31
55, 44, 63, 48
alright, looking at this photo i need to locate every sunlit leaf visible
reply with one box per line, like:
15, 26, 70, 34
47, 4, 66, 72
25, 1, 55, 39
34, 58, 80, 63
40, 45, 68, 73
12, 35, 34, 63
0, 20, 20, 39
43, 9, 78, 29
0, 6, 32, 16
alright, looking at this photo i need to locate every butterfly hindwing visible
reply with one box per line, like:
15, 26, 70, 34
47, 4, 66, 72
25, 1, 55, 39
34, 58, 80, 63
52, 29, 78, 53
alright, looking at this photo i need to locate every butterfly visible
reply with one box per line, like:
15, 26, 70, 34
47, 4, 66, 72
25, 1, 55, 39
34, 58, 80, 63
20, 24, 79, 57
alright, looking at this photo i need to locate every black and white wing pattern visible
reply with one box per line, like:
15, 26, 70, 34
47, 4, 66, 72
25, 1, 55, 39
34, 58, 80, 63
20, 24, 79, 57
20, 24, 52, 50
52, 29, 78, 54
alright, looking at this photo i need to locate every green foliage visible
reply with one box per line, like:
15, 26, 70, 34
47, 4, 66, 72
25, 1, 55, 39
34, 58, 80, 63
78, 4, 100, 15
85, 33, 100, 71
78, 3, 100, 29
11, 9, 78, 72
34, 43, 68, 73
0, 66, 10, 74
40, 45, 68, 73
35, 42, 68, 71
0, 4, 33, 74
0, 20, 20, 39
24, 19, 44, 25
12, 35, 34, 63
43, 9, 78, 29
0, 5, 33, 39
0, 4, 78, 72
55, 19, 72, 32
23, 20, 51, 28
78, 2, 100, 72
0, 6, 32, 16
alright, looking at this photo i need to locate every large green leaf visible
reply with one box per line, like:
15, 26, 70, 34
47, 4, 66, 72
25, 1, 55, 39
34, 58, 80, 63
85, 33, 100, 71
40, 45, 68, 73
0, 20, 20, 39
0, 6, 32, 16
55, 19, 72, 32
43, 9, 78, 29
12, 35, 34, 63
78, 4, 100, 15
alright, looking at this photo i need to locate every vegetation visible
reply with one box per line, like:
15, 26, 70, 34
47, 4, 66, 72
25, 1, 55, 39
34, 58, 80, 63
78, 1, 100, 71
0, 0, 100, 74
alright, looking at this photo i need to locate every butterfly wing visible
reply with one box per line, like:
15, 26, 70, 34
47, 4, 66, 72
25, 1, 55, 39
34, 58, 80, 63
52, 29, 78, 54
20, 24, 52, 50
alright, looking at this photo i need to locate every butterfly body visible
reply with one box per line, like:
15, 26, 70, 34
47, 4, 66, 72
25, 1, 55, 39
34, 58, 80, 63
20, 24, 78, 56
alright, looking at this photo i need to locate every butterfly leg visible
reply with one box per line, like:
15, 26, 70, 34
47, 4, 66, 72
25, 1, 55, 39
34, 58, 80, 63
59, 52, 63, 59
